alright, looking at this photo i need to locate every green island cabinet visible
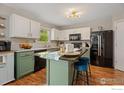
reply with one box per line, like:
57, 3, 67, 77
46, 59, 75, 85
46, 50, 90, 85
15, 51, 34, 79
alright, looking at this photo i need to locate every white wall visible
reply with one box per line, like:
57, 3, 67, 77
112, 12, 124, 69
59, 17, 112, 32
112, 13, 124, 22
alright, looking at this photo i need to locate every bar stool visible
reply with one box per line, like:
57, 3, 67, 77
72, 57, 90, 85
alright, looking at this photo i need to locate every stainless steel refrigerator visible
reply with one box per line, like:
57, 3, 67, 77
90, 30, 113, 68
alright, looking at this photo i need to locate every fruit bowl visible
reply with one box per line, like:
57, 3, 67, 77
19, 43, 32, 49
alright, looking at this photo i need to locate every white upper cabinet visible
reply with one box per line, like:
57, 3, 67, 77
30, 20, 40, 38
50, 28, 60, 40
51, 28, 69, 40
10, 14, 30, 38
51, 27, 91, 41
59, 30, 69, 40
10, 14, 40, 39
61, 27, 91, 40
76, 27, 91, 40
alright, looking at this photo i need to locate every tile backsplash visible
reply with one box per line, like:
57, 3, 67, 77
10, 38, 57, 50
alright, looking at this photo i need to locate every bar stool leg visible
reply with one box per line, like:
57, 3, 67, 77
86, 70, 89, 85
82, 71, 85, 85
88, 65, 91, 77
76, 71, 79, 84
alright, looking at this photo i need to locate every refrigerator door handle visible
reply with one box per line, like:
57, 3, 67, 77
99, 35, 102, 56
97, 35, 100, 56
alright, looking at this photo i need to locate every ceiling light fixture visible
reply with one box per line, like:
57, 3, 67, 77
66, 8, 82, 18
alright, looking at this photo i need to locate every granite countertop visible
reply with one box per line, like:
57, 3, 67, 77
59, 49, 88, 61
36, 50, 88, 62
35, 51, 61, 61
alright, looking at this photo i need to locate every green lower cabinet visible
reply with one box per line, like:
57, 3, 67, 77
47, 59, 74, 85
15, 51, 34, 79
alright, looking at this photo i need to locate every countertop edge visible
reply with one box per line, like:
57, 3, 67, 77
0, 51, 15, 54
13, 47, 59, 52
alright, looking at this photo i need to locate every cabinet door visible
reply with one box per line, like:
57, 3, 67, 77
30, 20, 40, 38
19, 56, 34, 77
16, 51, 34, 79
58, 30, 69, 40
50, 28, 55, 40
10, 14, 30, 38
0, 64, 7, 85
58, 31, 63, 40
6, 53, 14, 82
51, 28, 59, 40
49, 60, 68, 85
71, 27, 90, 40
63, 30, 69, 40
81, 27, 91, 40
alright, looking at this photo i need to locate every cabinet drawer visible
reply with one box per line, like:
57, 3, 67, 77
17, 51, 34, 57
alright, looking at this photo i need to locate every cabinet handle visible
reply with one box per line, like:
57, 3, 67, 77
20, 54, 29, 57
20, 54, 32, 57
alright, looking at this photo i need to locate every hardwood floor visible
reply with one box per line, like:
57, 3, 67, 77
6, 69, 46, 85
6, 65, 124, 85
89, 65, 124, 85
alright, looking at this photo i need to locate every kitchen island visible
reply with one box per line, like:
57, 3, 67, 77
36, 49, 90, 85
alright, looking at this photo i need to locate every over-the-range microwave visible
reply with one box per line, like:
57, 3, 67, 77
69, 33, 81, 41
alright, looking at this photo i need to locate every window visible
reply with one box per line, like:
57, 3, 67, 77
39, 27, 49, 43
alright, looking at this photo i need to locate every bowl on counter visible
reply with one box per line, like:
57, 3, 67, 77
19, 43, 32, 49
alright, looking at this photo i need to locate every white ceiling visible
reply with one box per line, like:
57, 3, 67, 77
4, 3, 124, 27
